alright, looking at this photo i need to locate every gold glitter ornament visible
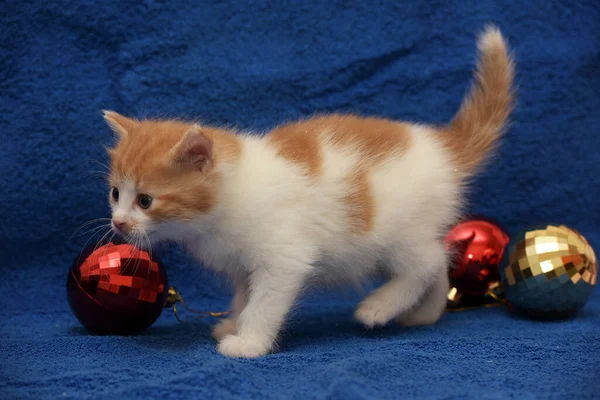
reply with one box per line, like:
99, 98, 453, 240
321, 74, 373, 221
500, 224, 597, 320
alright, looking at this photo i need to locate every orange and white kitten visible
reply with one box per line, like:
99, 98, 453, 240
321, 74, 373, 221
104, 26, 514, 358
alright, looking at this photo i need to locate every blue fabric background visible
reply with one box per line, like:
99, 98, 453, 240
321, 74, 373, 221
1, 1, 599, 399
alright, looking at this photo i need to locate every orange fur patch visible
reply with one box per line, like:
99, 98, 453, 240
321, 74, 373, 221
344, 170, 374, 234
266, 114, 411, 234
205, 126, 242, 166
267, 121, 323, 178
139, 163, 221, 220
267, 114, 411, 177
317, 115, 412, 169
107, 115, 241, 219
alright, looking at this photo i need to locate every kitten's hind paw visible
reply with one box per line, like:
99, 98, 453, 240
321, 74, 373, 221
355, 298, 397, 328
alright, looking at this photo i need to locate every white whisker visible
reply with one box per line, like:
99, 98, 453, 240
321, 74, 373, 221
70, 218, 112, 240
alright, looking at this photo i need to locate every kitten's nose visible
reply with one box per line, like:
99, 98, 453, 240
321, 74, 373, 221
112, 219, 127, 233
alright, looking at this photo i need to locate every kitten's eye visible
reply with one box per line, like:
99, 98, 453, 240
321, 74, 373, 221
137, 194, 152, 209
111, 187, 119, 202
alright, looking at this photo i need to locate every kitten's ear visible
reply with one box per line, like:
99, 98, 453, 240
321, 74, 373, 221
169, 126, 213, 172
103, 110, 138, 138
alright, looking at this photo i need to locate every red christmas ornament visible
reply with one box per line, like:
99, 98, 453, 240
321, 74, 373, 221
66, 240, 168, 335
444, 217, 510, 300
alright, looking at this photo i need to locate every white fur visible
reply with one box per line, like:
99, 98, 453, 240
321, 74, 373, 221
110, 124, 461, 358
140, 125, 460, 358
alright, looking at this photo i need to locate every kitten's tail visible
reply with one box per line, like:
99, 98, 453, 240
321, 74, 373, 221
440, 25, 515, 178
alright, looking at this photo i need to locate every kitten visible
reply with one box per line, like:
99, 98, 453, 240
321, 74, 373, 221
104, 26, 514, 358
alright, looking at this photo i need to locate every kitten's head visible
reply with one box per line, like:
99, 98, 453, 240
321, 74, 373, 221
103, 111, 228, 244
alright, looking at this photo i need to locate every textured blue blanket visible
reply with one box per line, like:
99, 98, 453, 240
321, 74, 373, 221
1, 1, 599, 399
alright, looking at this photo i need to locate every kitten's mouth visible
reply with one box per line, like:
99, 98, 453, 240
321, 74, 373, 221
110, 224, 135, 242
111, 222, 146, 242
115, 228, 154, 250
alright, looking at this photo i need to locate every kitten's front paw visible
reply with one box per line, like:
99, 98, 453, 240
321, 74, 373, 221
212, 319, 237, 341
217, 334, 270, 358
